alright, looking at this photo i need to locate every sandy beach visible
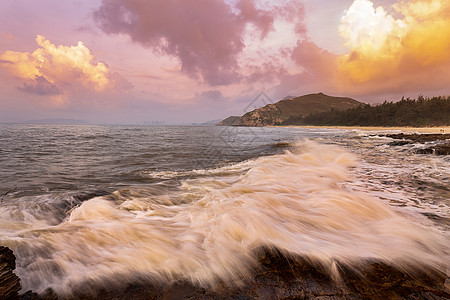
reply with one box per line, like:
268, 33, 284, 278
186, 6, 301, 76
278, 125, 450, 134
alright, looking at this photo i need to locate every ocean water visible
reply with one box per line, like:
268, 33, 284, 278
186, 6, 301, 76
0, 124, 448, 295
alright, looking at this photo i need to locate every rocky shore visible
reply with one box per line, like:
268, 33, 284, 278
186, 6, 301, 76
1, 246, 448, 300
217, 93, 362, 127
385, 133, 450, 155
0, 246, 21, 299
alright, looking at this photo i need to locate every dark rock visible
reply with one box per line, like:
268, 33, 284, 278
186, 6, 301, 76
271, 142, 292, 149
434, 144, 450, 155
389, 140, 412, 146
385, 134, 450, 155
0, 246, 21, 299
385, 133, 450, 143
415, 148, 435, 155
28, 247, 450, 300
4, 246, 449, 299
431, 144, 450, 155
415, 144, 450, 155
20, 290, 40, 300
70, 190, 110, 202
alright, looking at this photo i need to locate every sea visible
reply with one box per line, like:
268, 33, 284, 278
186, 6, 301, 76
0, 124, 448, 295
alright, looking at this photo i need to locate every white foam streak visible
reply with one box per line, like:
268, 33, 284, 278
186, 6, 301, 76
1, 141, 447, 294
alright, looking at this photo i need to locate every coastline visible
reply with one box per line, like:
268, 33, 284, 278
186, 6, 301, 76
2, 246, 448, 299
274, 125, 450, 134
1, 127, 450, 299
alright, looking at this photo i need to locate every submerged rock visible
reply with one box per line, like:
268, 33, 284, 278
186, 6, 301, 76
385, 133, 450, 143
20, 247, 449, 300
385, 133, 450, 155
0, 246, 21, 299
415, 144, 450, 155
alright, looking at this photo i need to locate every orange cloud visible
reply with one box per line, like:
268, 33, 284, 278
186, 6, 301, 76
337, 0, 450, 93
0, 35, 131, 97
290, 0, 450, 98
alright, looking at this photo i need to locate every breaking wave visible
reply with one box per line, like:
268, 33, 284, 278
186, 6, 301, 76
0, 141, 446, 295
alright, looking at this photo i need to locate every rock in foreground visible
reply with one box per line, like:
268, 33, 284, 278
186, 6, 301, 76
20, 247, 449, 300
0, 246, 21, 299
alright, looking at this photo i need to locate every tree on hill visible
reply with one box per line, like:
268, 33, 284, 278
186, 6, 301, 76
282, 96, 450, 127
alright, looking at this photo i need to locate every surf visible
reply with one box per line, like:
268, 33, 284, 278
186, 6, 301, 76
0, 140, 446, 295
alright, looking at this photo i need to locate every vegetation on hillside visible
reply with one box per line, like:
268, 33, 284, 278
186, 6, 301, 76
282, 96, 450, 127
217, 116, 241, 126
217, 93, 362, 126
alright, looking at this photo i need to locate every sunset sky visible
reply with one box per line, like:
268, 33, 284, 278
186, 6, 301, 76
1, 0, 449, 124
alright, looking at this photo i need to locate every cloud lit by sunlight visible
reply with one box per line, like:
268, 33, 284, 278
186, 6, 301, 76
337, 0, 450, 86
0, 35, 131, 98
339, 0, 405, 56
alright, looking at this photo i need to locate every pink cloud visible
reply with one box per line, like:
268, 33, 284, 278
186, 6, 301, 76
236, 0, 274, 39
273, 0, 307, 37
276, 39, 338, 97
94, 0, 305, 86
291, 39, 337, 82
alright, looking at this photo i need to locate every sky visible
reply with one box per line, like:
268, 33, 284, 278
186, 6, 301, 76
0, 0, 449, 124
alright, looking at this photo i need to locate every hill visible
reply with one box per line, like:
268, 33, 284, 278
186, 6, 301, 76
218, 93, 362, 126
216, 116, 241, 126
295, 95, 450, 127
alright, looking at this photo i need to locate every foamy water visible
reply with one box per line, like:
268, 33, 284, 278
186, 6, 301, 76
0, 137, 447, 295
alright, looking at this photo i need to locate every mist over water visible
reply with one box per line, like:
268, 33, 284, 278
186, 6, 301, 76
0, 125, 448, 295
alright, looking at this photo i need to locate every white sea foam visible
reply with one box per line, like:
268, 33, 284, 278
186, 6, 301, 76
141, 163, 249, 180
0, 141, 447, 295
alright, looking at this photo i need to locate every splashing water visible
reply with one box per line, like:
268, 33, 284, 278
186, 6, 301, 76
0, 141, 447, 295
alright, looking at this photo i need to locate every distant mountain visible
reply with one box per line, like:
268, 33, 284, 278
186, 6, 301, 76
22, 118, 88, 125
218, 93, 363, 127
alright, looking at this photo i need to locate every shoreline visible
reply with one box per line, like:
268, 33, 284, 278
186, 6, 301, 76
2, 246, 448, 299
273, 125, 450, 134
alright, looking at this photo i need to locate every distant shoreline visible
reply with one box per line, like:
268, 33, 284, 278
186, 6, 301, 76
271, 125, 450, 134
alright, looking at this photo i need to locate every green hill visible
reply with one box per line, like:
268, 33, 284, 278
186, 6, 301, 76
295, 95, 450, 127
216, 116, 241, 126
218, 93, 362, 126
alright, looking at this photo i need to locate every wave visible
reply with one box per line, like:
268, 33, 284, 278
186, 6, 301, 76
140, 163, 250, 180
0, 190, 110, 226
0, 141, 446, 295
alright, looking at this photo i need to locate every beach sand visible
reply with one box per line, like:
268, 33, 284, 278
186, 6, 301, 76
278, 125, 450, 134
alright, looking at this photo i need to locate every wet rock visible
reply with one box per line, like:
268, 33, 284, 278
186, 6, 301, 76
388, 140, 411, 146
415, 148, 436, 154
434, 144, 450, 155
28, 247, 449, 300
385, 133, 450, 155
415, 144, 450, 155
4, 245, 448, 299
385, 133, 450, 143
0, 246, 21, 299
70, 190, 110, 203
